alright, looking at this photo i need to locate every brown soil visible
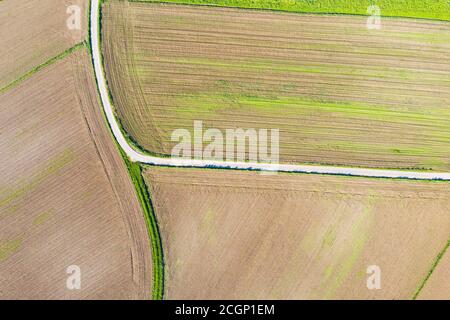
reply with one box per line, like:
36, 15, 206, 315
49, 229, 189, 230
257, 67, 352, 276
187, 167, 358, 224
144, 166, 450, 299
0, 48, 152, 299
0, 0, 87, 88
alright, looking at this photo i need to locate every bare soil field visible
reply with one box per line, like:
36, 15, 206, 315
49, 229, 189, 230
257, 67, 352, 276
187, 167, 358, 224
0, 0, 87, 89
0, 48, 152, 299
144, 167, 450, 299
103, 1, 450, 171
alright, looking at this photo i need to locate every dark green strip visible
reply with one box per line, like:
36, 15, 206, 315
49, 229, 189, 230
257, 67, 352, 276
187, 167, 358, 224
412, 238, 450, 299
121, 154, 165, 300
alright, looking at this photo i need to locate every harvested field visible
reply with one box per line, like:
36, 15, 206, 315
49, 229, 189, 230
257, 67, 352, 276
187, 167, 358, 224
0, 48, 152, 299
103, 2, 450, 171
0, 0, 87, 89
144, 166, 450, 299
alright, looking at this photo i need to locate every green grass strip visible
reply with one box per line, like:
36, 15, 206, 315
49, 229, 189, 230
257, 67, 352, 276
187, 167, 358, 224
121, 152, 165, 300
131, 0, 450, 22
0, 41, 86, 94
412, 238, 450, 299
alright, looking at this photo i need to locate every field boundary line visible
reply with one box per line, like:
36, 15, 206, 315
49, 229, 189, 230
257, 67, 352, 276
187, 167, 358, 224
91, 0, 450, 181
412, 238, 450, 299
0, 42, 86, 95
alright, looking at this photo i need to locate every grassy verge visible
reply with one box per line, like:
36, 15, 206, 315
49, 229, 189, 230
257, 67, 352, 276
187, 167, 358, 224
131, 0, 450, 22
0, 41, 86, 94
412, 238, 450, 299
120, 151, 165, 300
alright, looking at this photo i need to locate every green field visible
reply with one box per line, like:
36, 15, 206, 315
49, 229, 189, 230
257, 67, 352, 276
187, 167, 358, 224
134, 0, 450, 21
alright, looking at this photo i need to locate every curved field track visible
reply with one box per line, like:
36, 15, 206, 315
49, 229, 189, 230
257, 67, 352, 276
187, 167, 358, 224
0, 0, 87, 89
0, 48, 152, 299
144, 166, 450, 299
103, 1, 450, 171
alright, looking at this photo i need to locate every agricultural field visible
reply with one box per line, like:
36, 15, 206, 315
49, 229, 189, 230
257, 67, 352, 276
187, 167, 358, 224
0, 48, 152, 299
144, 166, 450, 299
2, 0, 449, 303
0, 0, 87, 89
103, 1, 450, 171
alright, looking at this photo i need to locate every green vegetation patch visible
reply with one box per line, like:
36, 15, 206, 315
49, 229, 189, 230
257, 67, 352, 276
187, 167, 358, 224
32, 210, 53, 226
0, 149, 76, 209
134, 0, 450, 22
0, 238, 23, 262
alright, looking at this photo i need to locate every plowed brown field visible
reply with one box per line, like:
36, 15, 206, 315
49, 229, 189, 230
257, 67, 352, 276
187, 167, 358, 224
144, 167, 450, 299
0, 48, 152, 299
0, 0, 87, 88
103, 1, 450, 170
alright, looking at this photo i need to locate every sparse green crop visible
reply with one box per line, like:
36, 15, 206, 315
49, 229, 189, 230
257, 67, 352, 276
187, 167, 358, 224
103, 1, 450, 171
0, 238, 23, 262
